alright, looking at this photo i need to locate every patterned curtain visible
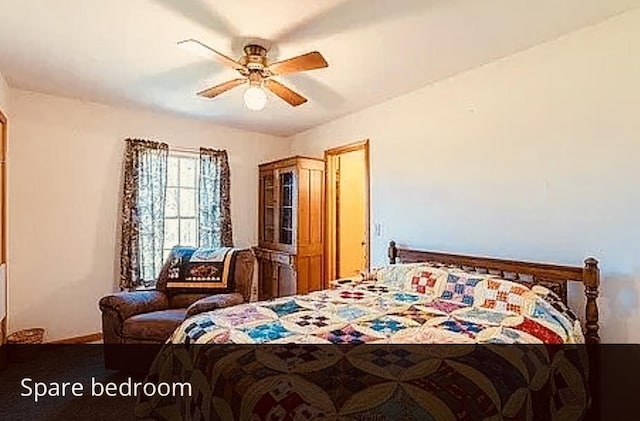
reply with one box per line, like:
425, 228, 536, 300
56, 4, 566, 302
198, 148, 233, 247
119, 138, 169, 290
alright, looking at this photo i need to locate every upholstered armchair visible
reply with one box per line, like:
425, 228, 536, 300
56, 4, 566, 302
99, 247, 254, 370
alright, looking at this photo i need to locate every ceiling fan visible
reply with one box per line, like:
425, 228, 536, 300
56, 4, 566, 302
178, 39, 328, 111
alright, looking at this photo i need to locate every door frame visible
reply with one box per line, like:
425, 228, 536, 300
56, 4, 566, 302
324, 139, 370, 282
0, 110, 5, 263
0, 110, 6, 358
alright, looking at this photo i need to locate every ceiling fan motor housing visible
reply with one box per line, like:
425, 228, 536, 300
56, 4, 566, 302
242, 44, 268, 70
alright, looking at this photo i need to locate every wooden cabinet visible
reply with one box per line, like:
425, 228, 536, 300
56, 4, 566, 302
255, 157, 324, 300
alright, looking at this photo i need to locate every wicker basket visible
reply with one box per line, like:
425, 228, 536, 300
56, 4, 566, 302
7, 328, 45, 344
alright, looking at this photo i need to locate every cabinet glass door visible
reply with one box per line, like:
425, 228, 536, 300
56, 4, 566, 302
278, 171, 294, 245
262, 174, 275, 243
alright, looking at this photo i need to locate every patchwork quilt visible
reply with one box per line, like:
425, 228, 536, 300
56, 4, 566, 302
136, 265, 590, 420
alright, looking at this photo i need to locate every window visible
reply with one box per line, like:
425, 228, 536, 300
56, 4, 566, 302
163, 154, 199, 260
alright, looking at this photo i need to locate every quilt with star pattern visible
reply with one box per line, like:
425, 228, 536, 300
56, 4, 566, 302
135, 264, 590, 420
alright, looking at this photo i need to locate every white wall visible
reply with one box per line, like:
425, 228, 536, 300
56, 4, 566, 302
291, 9, 640, 343
0, 71, 8, 114
7, 90, 290, 341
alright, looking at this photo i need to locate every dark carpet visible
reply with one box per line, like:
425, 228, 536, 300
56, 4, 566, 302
0, 345, 143, 421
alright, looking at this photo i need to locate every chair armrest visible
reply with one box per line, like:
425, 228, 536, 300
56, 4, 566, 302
99, 290, 169, 321
185, 293, 244, 318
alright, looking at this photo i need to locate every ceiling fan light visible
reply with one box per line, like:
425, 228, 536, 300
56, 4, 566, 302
243, 86, 267, 111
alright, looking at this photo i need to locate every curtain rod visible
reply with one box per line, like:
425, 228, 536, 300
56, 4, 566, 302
169, 146, 200, 154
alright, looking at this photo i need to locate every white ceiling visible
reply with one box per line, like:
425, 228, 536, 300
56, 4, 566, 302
1, 0, 639, 136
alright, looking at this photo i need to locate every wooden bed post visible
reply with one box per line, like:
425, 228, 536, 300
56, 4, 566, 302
388, 241, 398, 264
583, 257, 600, 344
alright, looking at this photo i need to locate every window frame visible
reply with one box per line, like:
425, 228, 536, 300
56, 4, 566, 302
163, 152, 200, 260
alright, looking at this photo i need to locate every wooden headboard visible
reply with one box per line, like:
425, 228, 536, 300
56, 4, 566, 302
387, 241, 601, 344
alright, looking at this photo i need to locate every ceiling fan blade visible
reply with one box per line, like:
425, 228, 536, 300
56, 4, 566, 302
198, 78, 246, 98
178, 39, 244, 70
268, 51, 328, 76
264, 79, 308, 107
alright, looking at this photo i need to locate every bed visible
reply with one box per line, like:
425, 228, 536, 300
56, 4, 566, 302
135, 241, 600, 420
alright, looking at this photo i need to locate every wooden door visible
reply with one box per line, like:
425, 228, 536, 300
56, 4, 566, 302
296, 161, 325, 293
275, 166, 297, 254
276, 263, 296, 297
256, 254, 296, 300
257, 255, 275, 301
258, 171, 277, 250
336, 149, 367, 277
325, 141, 370, 281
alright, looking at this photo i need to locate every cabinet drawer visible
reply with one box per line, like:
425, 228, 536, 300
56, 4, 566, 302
272, 252, 293, 266
255, 248, 294, 266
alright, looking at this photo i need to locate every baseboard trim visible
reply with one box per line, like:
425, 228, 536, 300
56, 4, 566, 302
50, 332, 103, 344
